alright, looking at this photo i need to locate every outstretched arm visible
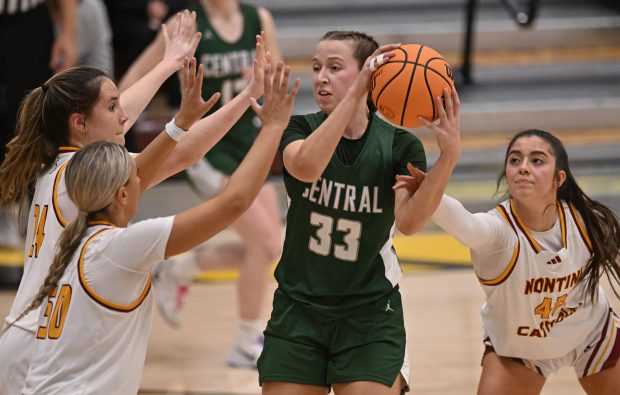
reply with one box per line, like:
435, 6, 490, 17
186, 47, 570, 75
394, 87, 462, 235
119, 10, 201, 132
145, 33, 269, 188
135, 57, 218, 193
165, 60, 300, 257
431, 194, 509, 250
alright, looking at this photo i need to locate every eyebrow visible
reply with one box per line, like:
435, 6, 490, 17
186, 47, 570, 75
312, 56, 344, 62
508, 149, 549, 157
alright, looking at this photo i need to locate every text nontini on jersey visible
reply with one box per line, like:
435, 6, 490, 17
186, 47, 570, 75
523, 268, 583, 295
302, 177, 383, 214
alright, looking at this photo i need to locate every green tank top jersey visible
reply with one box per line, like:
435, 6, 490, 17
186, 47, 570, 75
276, 111, 426, 319
191, 2, 261, 174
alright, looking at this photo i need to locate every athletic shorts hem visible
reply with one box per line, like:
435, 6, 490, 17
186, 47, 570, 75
331, 374, 396, 387
258, 375, 330, 388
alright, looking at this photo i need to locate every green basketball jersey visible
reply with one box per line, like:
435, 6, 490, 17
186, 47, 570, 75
191, 2, 261, 174
276, 112, 426, 319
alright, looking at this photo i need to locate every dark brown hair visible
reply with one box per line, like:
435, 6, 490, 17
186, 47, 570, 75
497, 129, 620, 300
0, 66, 108, 218
320, 31, 379, 112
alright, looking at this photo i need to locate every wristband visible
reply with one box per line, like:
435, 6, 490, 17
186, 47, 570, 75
165, 118, 187, 142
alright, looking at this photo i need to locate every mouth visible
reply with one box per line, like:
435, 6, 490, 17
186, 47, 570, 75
515, 178, 533, 185
317, 89, 331, 97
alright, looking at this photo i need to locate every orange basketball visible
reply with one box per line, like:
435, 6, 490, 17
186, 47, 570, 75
371, 44, 454, 128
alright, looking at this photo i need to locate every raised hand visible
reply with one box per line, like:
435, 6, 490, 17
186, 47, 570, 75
161, 10, 202, 70
393, 162, 427, 196
245, 32, 268, 99
250, 59, 301, 132
418, 87, 461, 164
175, 58, 220, 130
350, 43, 401, 97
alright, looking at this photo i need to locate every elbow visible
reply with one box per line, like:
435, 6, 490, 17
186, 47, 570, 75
167, 146, 206, 175
287, 162, 322, 183
395, 218, 423, 236
221, 189, 253, 216
171, 146, 200, 170
294, 172, 320, 184
179, 155, 199, 171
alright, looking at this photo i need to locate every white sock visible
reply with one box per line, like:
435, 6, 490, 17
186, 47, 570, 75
168, 252, 201, 283
238, 319, 262, 339
185, 158, 223, 198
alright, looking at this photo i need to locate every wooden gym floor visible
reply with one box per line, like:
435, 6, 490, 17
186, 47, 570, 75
3, 231, 618, 395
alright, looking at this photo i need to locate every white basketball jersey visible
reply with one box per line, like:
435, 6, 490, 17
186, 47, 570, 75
5, 148, 79, 332
23, 217, 173, 394
481, 200, 610, 359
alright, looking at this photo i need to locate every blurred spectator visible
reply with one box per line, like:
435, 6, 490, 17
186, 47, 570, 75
0, 0, 77, 158
76, 0, 114, 73
50, 0, 113, 73
104, 0, 188, 80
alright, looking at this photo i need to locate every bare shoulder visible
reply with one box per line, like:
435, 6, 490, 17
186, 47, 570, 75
256, 6, 275, 25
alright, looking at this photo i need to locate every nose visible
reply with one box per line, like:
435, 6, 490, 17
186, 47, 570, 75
316, 67, 329, 84
119, 107, 129, 124
518, 160, 530, 174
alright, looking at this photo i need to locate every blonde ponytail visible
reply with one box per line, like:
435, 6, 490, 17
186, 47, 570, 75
1, 141, 132, 335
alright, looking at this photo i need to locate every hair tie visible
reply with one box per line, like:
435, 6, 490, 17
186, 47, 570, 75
79, 210, 89, 217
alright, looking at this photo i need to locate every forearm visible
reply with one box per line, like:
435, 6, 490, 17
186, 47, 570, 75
120, 58, 179, 132
56, 0, 77, 38
118, 35, 165, 92
147, 90, 254, 187
135, 128, 180, 193
395, 153, 458, 235
165, 123, 282, 256
432, 195, 494, 249
224, 123, 282, 204
287, 92, 364, 181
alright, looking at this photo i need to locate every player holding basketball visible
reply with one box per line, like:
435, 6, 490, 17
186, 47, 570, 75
257, 31, 461, 395
18, 58, 298, 394
396, 129, 620, 394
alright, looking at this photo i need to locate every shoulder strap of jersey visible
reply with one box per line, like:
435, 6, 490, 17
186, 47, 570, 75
240, 3, 261, 33
52, 160, 71, 227
508, 199, 543, 253
477, 203, 520, 286
566, 202, 594, 253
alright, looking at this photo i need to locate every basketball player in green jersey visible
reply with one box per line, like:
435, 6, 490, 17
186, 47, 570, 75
257, 31, 461, 395
118, 0, 283, 368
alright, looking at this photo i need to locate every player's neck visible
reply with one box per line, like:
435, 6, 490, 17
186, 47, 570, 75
202, 0, 239, 21
343, 109, 370, 140
512, 199, 558, 232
